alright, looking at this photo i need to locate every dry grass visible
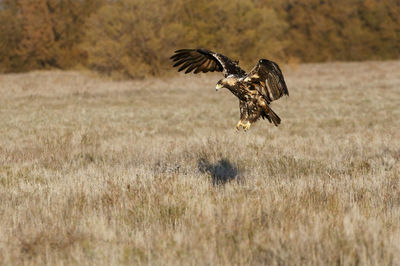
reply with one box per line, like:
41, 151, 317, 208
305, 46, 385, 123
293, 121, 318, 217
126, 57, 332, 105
0, 61, 399, 265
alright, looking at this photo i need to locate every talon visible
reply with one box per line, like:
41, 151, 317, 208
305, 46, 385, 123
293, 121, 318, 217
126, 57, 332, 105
243, 121, 251, 131
236, 121, 242, 131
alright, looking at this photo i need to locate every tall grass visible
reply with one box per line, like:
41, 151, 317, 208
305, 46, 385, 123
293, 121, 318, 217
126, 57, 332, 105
0, 61, 399, 265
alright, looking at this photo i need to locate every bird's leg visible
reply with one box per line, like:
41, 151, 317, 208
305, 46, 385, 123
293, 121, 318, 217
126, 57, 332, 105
236, 120, 243, 131
237, 100, 251, 131
242, 121, 251, 131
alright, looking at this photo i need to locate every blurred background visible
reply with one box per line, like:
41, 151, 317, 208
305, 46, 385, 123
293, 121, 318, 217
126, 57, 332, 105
0, 0, 399, 79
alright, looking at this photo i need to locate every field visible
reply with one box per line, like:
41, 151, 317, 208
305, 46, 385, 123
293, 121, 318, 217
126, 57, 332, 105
0, 61, 399, 265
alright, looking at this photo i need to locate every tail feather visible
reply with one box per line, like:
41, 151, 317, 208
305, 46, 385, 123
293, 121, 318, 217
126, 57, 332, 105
262, 105, 281, 126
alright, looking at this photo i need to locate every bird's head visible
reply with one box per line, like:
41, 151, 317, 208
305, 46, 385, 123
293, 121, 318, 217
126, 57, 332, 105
216, 77, 237, 91
215, 80, 225, 91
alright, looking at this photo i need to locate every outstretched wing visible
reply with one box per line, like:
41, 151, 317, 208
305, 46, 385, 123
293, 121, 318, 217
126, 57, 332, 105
170, 49, 246, 77
245, 59, 289, 102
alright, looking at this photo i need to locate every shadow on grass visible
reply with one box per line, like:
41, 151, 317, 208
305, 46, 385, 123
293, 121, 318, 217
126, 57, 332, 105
198, 158, 240, 185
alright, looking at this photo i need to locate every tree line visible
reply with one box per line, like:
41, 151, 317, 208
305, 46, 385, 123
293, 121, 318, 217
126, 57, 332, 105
0, 0, 399, 78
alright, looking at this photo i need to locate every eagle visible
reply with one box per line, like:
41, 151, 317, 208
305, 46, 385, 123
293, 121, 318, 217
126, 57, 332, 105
170, 49, 289, 131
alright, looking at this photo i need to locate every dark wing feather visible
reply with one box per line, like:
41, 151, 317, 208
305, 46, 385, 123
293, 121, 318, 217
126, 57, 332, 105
245, 59, 289, 102
170, 49, 246, 77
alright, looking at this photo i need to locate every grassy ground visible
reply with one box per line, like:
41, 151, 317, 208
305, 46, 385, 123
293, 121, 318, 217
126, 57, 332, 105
0, 61, 399, 265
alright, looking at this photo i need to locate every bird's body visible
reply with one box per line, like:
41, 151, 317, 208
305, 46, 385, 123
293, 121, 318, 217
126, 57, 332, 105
216, 75, 283, 130
170, 49, 289, 131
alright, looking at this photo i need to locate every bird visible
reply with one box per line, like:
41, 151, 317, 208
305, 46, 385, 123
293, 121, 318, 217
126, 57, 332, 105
170, 49, 289, 131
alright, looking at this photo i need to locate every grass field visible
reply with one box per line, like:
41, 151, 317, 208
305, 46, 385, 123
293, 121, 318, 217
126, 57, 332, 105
0, 61, 399, 265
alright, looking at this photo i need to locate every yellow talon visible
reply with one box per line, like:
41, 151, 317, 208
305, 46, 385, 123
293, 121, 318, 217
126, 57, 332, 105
236, 121, 242, 131
243, 121, 251, 131
235, 121, 251, 131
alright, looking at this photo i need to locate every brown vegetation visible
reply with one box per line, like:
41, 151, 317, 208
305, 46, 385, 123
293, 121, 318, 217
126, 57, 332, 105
1, 0, 399, 77
0, 61, 399, 264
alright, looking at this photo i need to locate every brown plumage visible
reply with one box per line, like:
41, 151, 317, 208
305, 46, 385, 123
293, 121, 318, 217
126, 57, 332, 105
171, 49, 289, 131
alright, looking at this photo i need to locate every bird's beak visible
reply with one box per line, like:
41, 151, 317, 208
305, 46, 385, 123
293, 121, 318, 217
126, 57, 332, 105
216, 84, 223, 91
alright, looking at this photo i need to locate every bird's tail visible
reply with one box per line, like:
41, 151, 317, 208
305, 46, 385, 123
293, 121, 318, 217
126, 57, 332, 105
262, 105, 281, 127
